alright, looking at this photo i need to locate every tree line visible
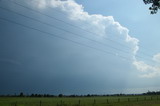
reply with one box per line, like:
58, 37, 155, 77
1, 91, 160, 97
143, 90, 160, 95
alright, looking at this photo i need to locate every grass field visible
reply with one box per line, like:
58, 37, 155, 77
1, 95, 160, 106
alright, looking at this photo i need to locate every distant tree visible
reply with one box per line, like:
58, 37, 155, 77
35, 94, 38, 97
58, 94, 63, 97
143, 0, 160, 14
19, 92, 24, 97
69, 94, 76, 97
37, 94, 42, 97
87, 94, 91, 97
31, 94, 35, 97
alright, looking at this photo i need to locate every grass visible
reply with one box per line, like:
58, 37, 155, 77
1, 95, 160, 106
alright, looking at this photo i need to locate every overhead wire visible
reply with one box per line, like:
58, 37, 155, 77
0, 6, 152, 62
0, 17, 131, 61
9, 0, 155, 58
0, 6, 133, 55
24, 0, 155, 58
0, 0, 156, 63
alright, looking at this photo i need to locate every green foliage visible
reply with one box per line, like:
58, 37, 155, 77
143, 0, 160, 14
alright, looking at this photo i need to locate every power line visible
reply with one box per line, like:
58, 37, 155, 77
0, 6, 153, 62
0, 6, 133, 55
0, 1, 156, 64
19, 0, 155, 58
0, 17, 131, 61
0, 7, 155, 63
9, 0, 132, 49
8, 0, 155, 58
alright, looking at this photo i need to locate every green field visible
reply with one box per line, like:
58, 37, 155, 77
1, 95, 160, 106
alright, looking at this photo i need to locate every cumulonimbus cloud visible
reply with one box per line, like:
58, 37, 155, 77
30, 0, 160, 78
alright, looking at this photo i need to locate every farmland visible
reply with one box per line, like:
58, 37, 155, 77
1, 95, 160, 106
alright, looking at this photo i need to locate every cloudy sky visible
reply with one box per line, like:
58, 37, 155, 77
0, 0, 160, 95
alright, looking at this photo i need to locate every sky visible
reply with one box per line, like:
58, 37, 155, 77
0, 0, 160, 95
